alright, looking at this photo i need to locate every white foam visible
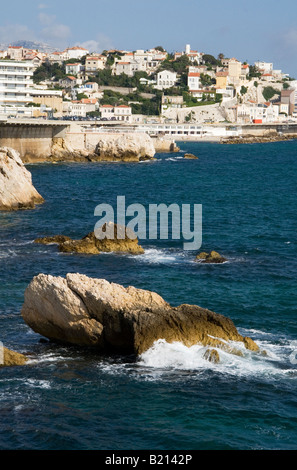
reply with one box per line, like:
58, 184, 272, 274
134, 248, 192, 265
25, 379, 51, 389
137, 335, 297, 380
164, 156, 184, 161
141, 248, 178, 264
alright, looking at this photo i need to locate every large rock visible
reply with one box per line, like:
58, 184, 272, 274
0, 147, 44, 210
34, 223, 144, 255
21, 273, 260, 356
94, 133, 155, 162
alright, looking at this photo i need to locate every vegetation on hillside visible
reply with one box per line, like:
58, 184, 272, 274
33, 62, 67, 83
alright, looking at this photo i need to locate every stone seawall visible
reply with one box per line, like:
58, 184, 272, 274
0, 124, 54, 163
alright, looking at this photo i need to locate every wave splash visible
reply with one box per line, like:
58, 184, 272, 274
137, 333, 297, 380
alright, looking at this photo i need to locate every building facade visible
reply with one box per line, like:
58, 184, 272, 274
155, 70, 178, 90
0, 60, 35, 116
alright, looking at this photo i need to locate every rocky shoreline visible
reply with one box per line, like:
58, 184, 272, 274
50, 132, 156, 163
220, 133, 297, 145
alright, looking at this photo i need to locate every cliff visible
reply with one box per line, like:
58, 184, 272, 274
0, 147, 44, 211
51, 132, 156, 162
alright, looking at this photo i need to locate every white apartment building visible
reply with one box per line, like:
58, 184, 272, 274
114, 60, 146, 76
65, 47, 89, 60
133, 49, 167, 72
155, 70, 178, 90
99, 104, 132, 122
0, 60, 35, 116
254, 61, 273, 74
114, 105, 132, 122
85, 55, 107, 72
187, 72, 201, 91
236, 102, 279, 123
65, 62, 84, 75
63, 100, 87, 117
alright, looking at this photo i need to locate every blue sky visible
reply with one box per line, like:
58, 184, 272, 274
1, 0, 297, 76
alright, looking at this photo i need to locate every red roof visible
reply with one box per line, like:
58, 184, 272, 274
190, 89, 214, 93
188, 72, 200, 77
87, 56, 105, 60
67, 46, 88, 51
81, 99, 97, 104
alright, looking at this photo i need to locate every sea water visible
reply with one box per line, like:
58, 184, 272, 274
0, 141, 297, 450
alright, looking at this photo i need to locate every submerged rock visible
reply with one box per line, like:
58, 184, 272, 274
21, 273, 260, 357
34, 223, 144, 255
203, 349, 220, 364
184, 153, 198, 159
1, 347, 28, 367
0, 147, 44, 211
196, 251, 227, 264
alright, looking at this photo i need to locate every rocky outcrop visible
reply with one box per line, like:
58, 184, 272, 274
35, 235, 72, 245
94, 133, 155, 162
184, 153, 198, 159
0, 147, 44, 211
152, 137, 180, 153
21, 273, 260, 357
196, 251, 227, 264
1, 347, 28, 367
34, 223, 144, 255
221, 134, 297, 145
51, 133, 156, 162
203, 349, 220, 364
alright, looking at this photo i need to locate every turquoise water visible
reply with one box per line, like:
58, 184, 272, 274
0, 141, 297, 450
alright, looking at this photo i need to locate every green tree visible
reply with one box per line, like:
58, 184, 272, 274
202, 54, 220, 66
76, 93, 89, 100
200, 73, 215, 87
262, 86, 280, 101
240, 86, 248, 95
33, 62, 66, 83
247, 65, 261, 79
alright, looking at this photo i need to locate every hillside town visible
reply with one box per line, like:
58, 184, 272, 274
0, 42, 296, 125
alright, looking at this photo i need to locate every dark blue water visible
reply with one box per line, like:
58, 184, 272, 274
0, 141, 297, 450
